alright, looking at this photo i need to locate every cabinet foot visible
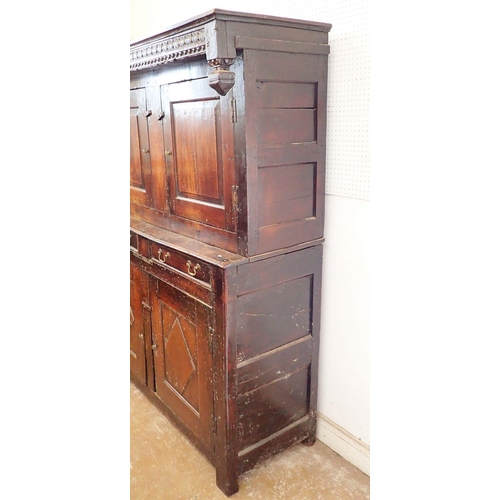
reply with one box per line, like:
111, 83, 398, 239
302, 433, 317, 447
216, 469, 239, 497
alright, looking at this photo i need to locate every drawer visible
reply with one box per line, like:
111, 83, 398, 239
150, 241, 212, 286
130, 231, 138, 251
130, 232, 150, 260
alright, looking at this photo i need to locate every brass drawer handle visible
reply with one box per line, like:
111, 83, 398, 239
157, 249, 170, 263
186, 260, 201, 277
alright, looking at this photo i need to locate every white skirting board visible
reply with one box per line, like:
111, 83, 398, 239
316, 413, 370, 476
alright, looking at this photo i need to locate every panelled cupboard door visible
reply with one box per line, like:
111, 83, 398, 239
130, 260, 147, 385
151, 278, 215, 451
161, 78, 236, 232
130, 88, 154, 207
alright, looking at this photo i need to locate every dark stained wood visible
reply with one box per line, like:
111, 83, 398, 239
236, 275, 313, 363
257, 80, 317, 108
237, 416, 311, 475
162, 77, 236, 232
145, 86, 168, 213
213, 265, 240, 496
258, 108, 316, 146
130, 10, 330, 497
244, 49, 328, 256
131, 203, 239, 253
130, 232, 323, 496
237, 367, 309, 450
130, 18, 328, 257
130, 88, 152, 207
258, 163, 316, 227
236, 336, 312, 395
130, 230, 138, 251
150, 240, 213, 287
151, 277, 215, 452
130, 260, 147, 385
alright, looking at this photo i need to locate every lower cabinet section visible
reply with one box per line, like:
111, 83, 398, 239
130, 224, 323, 496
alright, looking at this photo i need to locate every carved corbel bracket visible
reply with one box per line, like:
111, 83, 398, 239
207, 58, 236, 96
205, 20, 236, 96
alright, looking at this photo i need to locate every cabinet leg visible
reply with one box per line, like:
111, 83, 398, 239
216, 466, 239, 497
302, 433, 317, 446
302, 418, 317, 446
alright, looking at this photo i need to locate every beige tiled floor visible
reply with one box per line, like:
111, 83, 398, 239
131, 383, 370, 499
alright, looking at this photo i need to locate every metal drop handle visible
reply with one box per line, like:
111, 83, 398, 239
186, 260, 201, 277
158, 249, 170, 263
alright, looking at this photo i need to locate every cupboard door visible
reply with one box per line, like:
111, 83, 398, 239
130, 88, 153, 207
161, 78, 236, 232
130, 260, 148, 385
151, 278, 215, 450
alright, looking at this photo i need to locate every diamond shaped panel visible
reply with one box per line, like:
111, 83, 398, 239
164, 317, 196, 395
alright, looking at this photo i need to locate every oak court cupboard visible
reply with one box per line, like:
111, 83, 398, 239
130, 9, 331, 496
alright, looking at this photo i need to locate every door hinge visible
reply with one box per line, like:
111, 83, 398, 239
230, 98, 237, 123
208, 327, 215, 353
231, 185, 239, 227
231, 185, 239, 214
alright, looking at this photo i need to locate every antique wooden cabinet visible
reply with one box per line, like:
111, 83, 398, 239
130, 9, 331, 496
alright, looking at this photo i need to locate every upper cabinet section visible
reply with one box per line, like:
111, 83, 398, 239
130, 9, 331, 256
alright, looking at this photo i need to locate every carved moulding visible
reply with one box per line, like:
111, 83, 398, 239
130, 28, 206, 72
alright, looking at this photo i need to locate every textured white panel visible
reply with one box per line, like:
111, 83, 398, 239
326, 1, 370, 199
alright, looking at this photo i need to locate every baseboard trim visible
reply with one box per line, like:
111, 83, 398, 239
316, 413, 370, 476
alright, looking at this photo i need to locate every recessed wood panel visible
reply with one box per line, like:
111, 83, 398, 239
237, 336, 312, 396
130, 88, 151, 206
236, 275, 313, 363
160, 302, 199, 412
237, 367, 309, 450
256, 81, 316, 109
130, 112, 144, 188
258, 163, 316, 227
172, 100, 222, 203
162, 77, 235, 232
257, 108, 316, 146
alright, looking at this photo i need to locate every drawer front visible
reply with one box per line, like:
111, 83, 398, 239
130, 230, 139, 252
150, 241, 212, 286
130, 231, 150, 259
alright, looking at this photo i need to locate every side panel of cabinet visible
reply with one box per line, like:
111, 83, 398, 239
233, 245, 323, 471
130, 259, 148, 385
244, 50, 328, 255
150, 277, 215, 452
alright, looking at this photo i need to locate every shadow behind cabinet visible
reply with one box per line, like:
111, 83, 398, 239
130, 9, 331, 496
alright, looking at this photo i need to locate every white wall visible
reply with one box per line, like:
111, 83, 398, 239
130, 0, 370, 475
